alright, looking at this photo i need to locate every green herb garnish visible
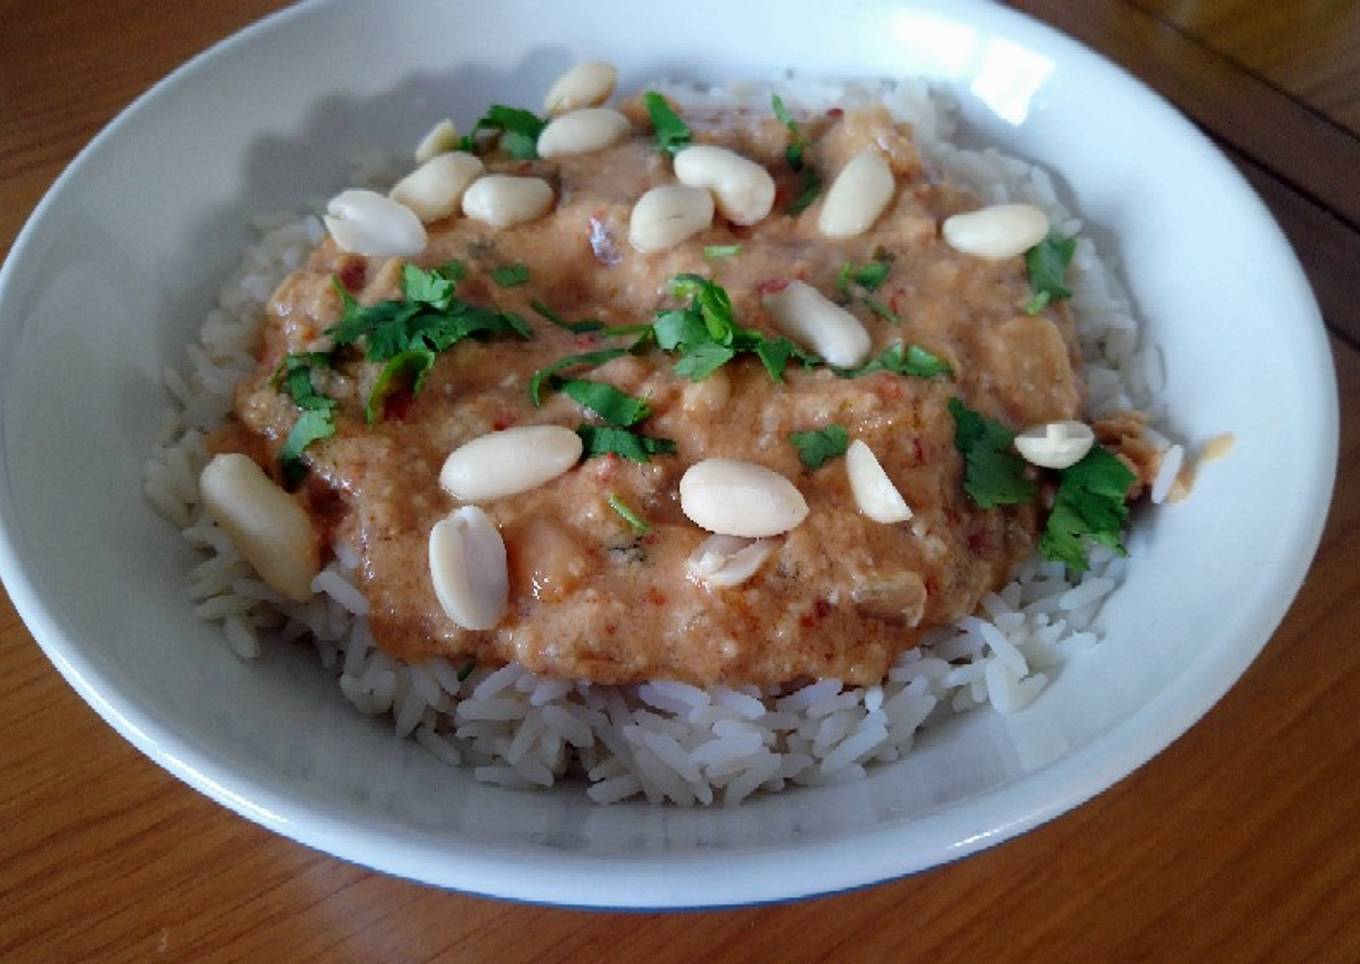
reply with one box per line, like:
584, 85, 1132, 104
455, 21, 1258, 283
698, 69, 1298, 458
460, 105, 545, 159
559, 379, 652, 427
531, 300, 603, 333
1040, 445, 1136, 572
703, 244, 742, 261
1024, 231, 1077, 314
271, 353, 339, 483
771, 94, 809, 171
456, 659, 476, 682
786, 166, 822, 214
948, 397, 1036, 508
834, 343, 953, 380
643, 91, 691, 155
652, 274, 815, 383
836, 257, 900, 323
576, 424, 677, 463
490, 263, 530, 287
528, 348, 627, 406
789, 424, 849, 469
365, 347, 436, 425
606, 493, 651, 533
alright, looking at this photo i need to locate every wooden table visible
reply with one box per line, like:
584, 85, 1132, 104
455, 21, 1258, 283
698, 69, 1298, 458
3, 1, 1358, 959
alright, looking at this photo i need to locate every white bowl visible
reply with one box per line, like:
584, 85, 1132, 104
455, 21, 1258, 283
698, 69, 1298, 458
0, 0, 1336, 907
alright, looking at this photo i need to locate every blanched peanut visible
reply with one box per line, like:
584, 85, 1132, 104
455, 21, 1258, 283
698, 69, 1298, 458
686, 534, 776, 589
199, 454, 319, 603
679, 459, 808, 538
461, 175, 554, 228
761, 280, 872, 368
544, 61, 618, 115
628, 184, 714, 253
673, 145, 775, 225
440, 425, 583, 501
818, 149, 895, 238
389, 152, 484, 223
852, 571, 927, 626
1013, 420, 1095, 469
942, 203, 1049, 259
324, 189, 427, 256
537, 107, 631, 158
414, 118, 459, 164
428, 507, 508, 630
845, 440, 913, 523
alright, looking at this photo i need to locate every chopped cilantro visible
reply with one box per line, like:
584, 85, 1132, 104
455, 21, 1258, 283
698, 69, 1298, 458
835, 343, 953, 380
643, 91, 691, 155
1024, 232, 1077, 314
456, 658, 476, 682
365, 347, 436, 424
559, 379, 651, 427
786, 166, 822, 214
771, 94, 809, 171
837, 257, 900, 323
531, 300, 603, 333
1039, 445, 1137, 572
326, 264, 530, 364
651, 274, 810, 382
461, 105, 545, 159
600, 323, 654, 338
576, 424, 677, 463
948, 397, 1036, 508
490, 263, 530, 287
528, 348, 627, 406
789, 425, 849, 469
703, 244, 742, 261
271, 353, 339, 483
280, 410, 336, 486
606, 493, 650, 533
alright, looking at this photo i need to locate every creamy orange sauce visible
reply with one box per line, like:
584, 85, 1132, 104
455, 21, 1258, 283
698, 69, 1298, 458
227, 104, 1084, 686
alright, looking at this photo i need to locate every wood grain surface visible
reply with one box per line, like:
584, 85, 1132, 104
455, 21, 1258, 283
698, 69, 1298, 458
3, 2, 1358, 960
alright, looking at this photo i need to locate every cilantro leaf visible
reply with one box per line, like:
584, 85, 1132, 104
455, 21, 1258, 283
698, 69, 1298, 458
835, 343, 953, 380
703, 244, 742, 261
643, 91, 691, 155
606, 493, 650, 533
531, 300, 603, 333
836, 259, 892, 294
653, 308, 708, 350
528, 349, 627, 406
576, 424, 677, 463
786, 166, 822, 215
948, 397, 1036, 508
491, 263, 530, 287
280, 409, 336, 485
464, 105, 545, 159
790, 425, 849, 469
365, 347, 436, 425
771, 93, 809, 171
1024, 232, 1077, 314
673, 342, 736, 381
402, 263, 456, 305
456, 658, 476, 682
558, 379, 651, 427
1039, 445, 1137, 572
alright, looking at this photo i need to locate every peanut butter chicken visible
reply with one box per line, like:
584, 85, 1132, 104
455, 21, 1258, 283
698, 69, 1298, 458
216, 93, 1087, 687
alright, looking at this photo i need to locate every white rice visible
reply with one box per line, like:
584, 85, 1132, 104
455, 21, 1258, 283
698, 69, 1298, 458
142, 80, 1167, 806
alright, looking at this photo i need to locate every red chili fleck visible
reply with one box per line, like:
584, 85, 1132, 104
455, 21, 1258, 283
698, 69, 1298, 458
967, 530, 990, 554
826, 107, 844, 118
517, 161, 534, 175
647, 588, 667, 606
595, 453, 620, 481
383, 387, 415, 422
756, 277, 791, 296
800, 614, 817, 628
727, 223, 752, 239
338, 260, 366, 293
875, 373, 904, 400
491, 413, 517, 431
574, 334, 600, 349
912, 437, 926, 463
814, 598, 832, 619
